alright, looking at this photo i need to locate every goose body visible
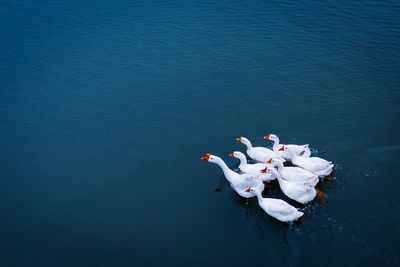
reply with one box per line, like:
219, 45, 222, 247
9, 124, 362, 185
201, 153, 264, 198
236, 136, 285, 163
287, 148, 334, 176
264, 134, 311, 159
268, 158, 319, 186
266, 167, 316, 204
230, 151, 275, 182
249, 187, 304, 223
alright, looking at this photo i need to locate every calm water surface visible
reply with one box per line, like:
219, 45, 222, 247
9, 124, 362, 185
1, 0, 400, 266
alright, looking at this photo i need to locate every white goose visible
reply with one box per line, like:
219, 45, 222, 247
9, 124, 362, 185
264, 134, 311, 159
230, 151, 275, 182
200, 153, 264, 198
236, 136, 285, 163
263, 167, 316, 204
267, 158, 319, 186
246, 187, 304, 223
283, 146, 334, 176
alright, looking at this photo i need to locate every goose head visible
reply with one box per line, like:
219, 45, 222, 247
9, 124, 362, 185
245, 186, 260, 192
229, 151, 247, 161
236, 136, 251, 147
200, 153, 220, 163
279, 146, 300, 157
244, 187, 252, 192
245, 187, 263, 200
266, 158, 283, 166
261, 167, 277, 174
264, 134, 278, 141
245, 187, 262, 195
261, 167, 269, 174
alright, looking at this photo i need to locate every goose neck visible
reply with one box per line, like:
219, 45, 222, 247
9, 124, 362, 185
290, 152, 299, 163
272, 168, 283, 181
244, 140, 253, 150
214, 158, 237, 182
275, 160, 284, 170
237, 155, 248, 168
254, 190, 263, 201
272, 137, 280, 151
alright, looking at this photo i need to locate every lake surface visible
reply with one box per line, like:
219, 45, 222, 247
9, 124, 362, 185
1, 0, 400, 266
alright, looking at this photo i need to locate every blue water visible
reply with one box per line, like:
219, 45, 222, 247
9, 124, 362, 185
1, 0, 400, 266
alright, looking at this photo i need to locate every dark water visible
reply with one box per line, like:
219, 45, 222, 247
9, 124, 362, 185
1, 0, 400, 266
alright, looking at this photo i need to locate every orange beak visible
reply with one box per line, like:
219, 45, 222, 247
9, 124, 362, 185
264, 134, 270, 140
229, 152, 234, 157
261, 167, 268, 173
236, 136, 243, 142
278, 146, 284, 151
266, 158, 272, 164
244, 187, 252, 192
200, 153, 211, 161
